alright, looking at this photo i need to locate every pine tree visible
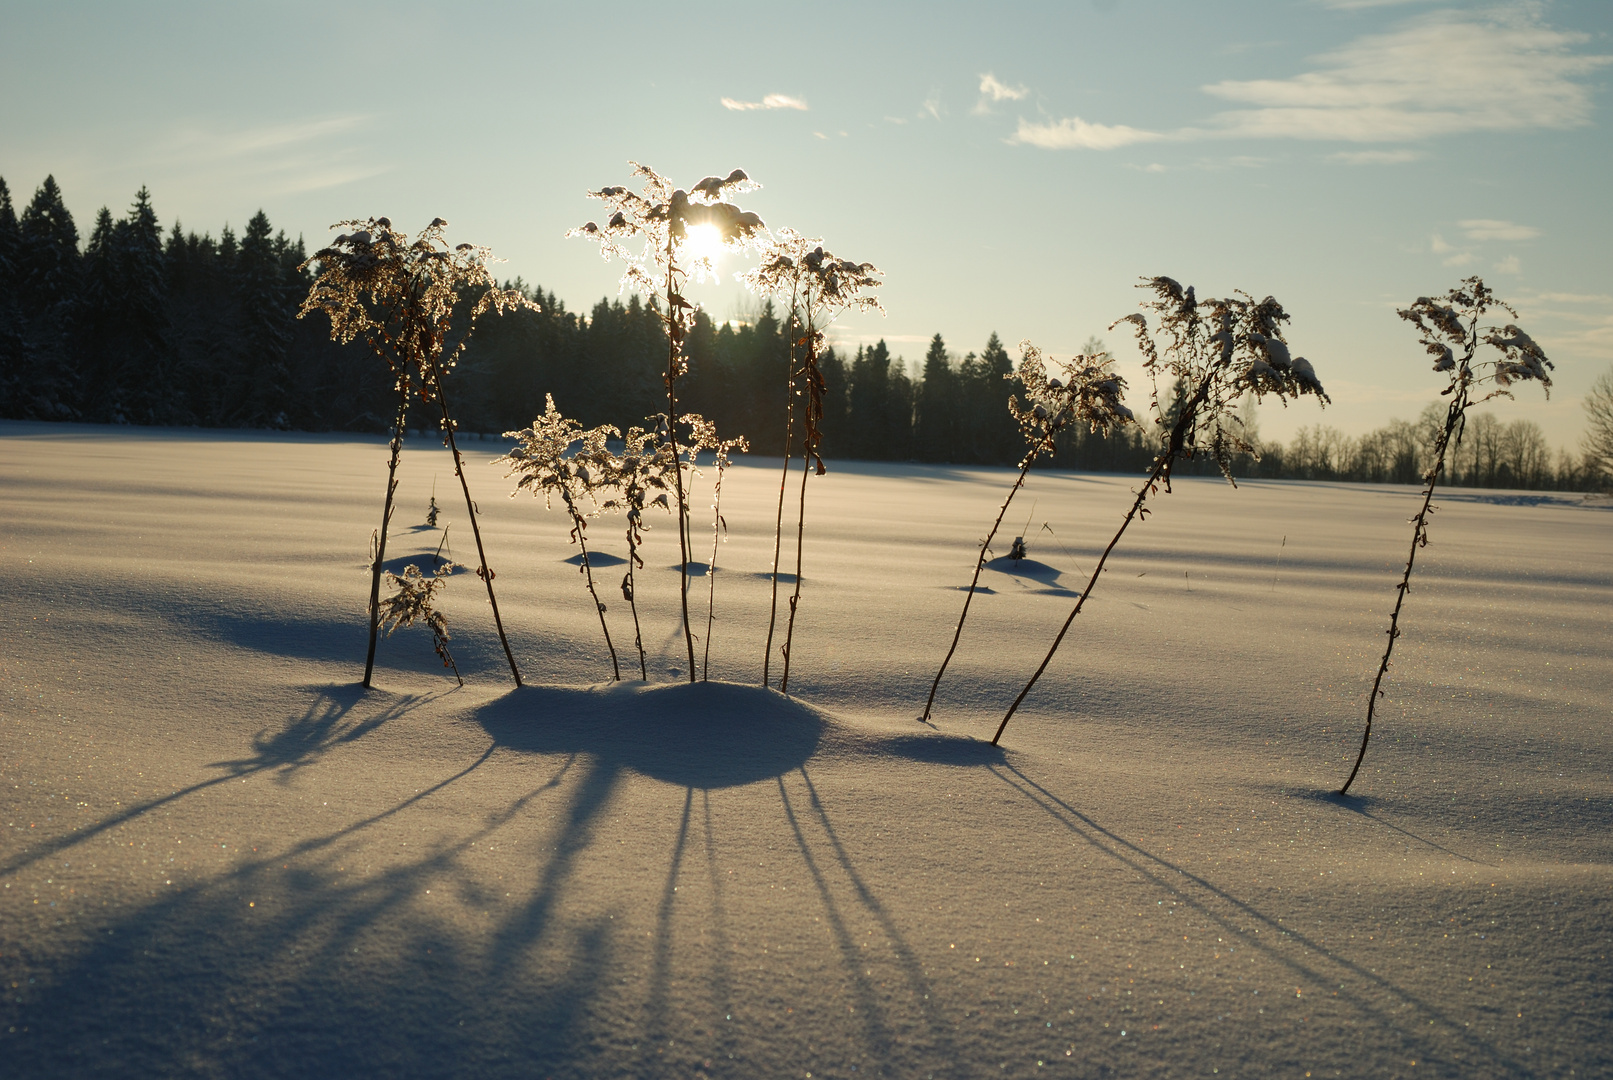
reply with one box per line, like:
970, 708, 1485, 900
0, 178, 29, 417
236, 210, 292, 427
916, 333, 958, 462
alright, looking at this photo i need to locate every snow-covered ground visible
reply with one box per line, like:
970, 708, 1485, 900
3, 420, 1609, 1078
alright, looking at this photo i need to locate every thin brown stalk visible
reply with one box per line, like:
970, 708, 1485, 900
665, 256, 697, 683
1341, 368, 1468, 794
779, 448, 814, 694
364, 382, 409, 688
568, 498, 620, 681
993, 349, 1220, 745
763, 287, 802, 687
922, 455, 1036, 721
703, 461, 727, 683
425, 351, 521, 687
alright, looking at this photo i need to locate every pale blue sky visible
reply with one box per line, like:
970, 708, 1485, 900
3, 0, 1609, 445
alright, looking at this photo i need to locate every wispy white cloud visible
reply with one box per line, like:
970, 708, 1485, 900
1016, 8, 1608, 152
1328, 148, 1422, 164
972, 73, 1029, 115
1460, 218, 1541, 242
721, 94, 808, 112
1202, 9, 1610, 142
921, 87, 944, 121
1008, 115, 1164, 150
143, 114, 386, 196
1493, 254, 1523, 275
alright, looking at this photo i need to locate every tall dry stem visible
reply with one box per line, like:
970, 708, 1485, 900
922, 343, 1133, 721
742, 233, 881, 691
500, 396, 623, 680
602, 423, 675, 680
300, 217, 533, 687
993, 277, 1330, 745
571, 164, 766, 683
1340, 277, 1552, 795
683, 415, 748, 681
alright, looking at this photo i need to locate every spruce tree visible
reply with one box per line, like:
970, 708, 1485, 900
237, 210, 292, 426
916, 333, 957, 461
0, 179, 28, 417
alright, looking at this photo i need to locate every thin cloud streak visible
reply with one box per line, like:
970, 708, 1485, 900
721, 94, 808, 112
1008, 115, 1164, 150
1460, 219, 1541, 242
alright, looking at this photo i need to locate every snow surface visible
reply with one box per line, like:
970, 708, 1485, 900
2, 419, 1610, 1078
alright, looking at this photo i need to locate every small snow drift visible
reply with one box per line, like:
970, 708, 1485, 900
473, 681, 1000, 788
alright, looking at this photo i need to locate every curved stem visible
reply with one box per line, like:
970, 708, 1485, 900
923, 451, 1040, 721
426, 353, 521, 687
993, 354, 1221, 745
363, 382, 410, 688
571, 502, 620, 681
1341, 385, 1466, 794
764, 290, 802, 687
625, 523, 647, 681
992, 462, 1162, 745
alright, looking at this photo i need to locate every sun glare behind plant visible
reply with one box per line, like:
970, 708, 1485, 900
683, 223, 724, 271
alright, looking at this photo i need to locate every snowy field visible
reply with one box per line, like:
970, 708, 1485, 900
2, 419, 1610, 1079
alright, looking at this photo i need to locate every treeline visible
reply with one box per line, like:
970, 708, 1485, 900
0, 176, 1599, 490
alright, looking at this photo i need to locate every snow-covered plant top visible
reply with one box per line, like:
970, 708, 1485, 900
1399, 276, 1552, 402
499, 395, 618, 513
1011, 343, 1135, 462
298, 217, 534, 396
568, 163, 767, 296
1112, 276, 1330, 484
741, 227, 883, 326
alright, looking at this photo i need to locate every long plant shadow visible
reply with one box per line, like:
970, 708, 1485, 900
990, 762, 1530, 1075
0, 683, 426, 876
4, 748, 612, 1078
1293, 788, 1495, 865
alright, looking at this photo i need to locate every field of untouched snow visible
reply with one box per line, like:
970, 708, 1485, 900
2, 419, 1610, 1079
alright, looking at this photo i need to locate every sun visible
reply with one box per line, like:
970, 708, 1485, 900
682, 222, 724, 267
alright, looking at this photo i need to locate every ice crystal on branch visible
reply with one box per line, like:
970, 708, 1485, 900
378, 563, 460, 686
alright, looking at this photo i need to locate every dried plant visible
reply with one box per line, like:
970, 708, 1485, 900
378, 563, 461, 686
500, 395, 623, 680
993, 277, 1330, 745
600, 421, 676, 680
742, 231, 882, 691
300, 217, 533, 688
682, 414, 750, 682
922, 342, 1134, 722
1340, 277, 1552, 795
570, 163, 767, 683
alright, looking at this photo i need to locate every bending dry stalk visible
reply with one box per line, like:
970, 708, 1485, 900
363, 382, 410, 688
425, 350, 521, 687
